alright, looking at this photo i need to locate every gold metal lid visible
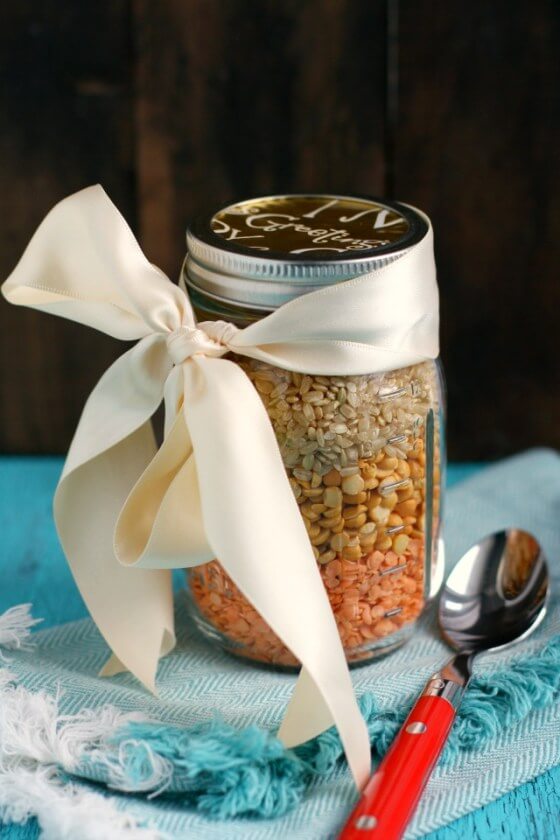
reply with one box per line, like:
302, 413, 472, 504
185, 194, 428, 311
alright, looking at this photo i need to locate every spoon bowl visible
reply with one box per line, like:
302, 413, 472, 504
440, 529, 549, 654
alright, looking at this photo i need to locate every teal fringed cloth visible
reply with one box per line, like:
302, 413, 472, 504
1, 449, 560, 838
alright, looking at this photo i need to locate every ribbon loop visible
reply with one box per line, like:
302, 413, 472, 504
1, 185, 439, 791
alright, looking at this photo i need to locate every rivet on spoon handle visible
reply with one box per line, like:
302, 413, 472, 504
337, 671, 463, 840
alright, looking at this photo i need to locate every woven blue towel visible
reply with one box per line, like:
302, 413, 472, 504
3, 448, 560, 838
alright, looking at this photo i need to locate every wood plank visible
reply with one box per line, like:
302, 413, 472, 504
395, 1, 560, 459
0, 2, 135, 452
132, 0, 389, 277
431, 764, 560, 840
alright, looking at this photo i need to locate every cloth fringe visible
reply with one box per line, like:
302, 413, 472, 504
2, 604, 560, 825
0, 763, 161, 840
0, 604, 41, 659
89, 719, 310, 820
298, 634, 560, 773
86, 634, 560, 818
0, 609, 159, 839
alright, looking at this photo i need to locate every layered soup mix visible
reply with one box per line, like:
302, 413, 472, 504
189, 359, 440, 666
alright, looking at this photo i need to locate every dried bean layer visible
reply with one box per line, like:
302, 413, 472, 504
189, 360, 440, 666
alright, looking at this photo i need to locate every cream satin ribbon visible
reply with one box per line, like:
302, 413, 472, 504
1, 186, 439, 789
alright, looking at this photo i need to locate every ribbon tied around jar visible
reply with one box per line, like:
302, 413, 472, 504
1, 186, 439, 788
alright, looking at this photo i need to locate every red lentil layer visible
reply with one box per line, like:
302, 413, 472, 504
189, 539, 424, 667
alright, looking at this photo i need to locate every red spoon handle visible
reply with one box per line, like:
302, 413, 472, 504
338, 694, 456, 840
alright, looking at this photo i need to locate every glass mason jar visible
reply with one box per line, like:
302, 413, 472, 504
183, 194, 445, 668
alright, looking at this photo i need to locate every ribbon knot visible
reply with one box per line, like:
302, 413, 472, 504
203, 319, 240, 348
165, 321, 240, 365
1, 185, 439, 792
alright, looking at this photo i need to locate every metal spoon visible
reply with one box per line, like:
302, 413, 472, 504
339, 529, 549, 840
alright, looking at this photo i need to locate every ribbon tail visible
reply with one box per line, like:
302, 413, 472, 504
182, 356, 371, 789
277, 665, 340, 745
114, 408, 214, 569
54, 336, 175, 692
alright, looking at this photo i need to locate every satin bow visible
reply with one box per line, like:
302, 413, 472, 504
1, 186, 439, 789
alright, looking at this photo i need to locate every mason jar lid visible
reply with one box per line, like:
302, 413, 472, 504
184, 194, 428, 311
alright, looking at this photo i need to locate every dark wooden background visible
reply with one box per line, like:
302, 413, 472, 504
1, 1, 558, 459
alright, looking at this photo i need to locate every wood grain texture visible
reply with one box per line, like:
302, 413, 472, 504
0, 1, 559, 460
0, 2, 135, 452
395, 1, 560, 459
132, 0, 388, 277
